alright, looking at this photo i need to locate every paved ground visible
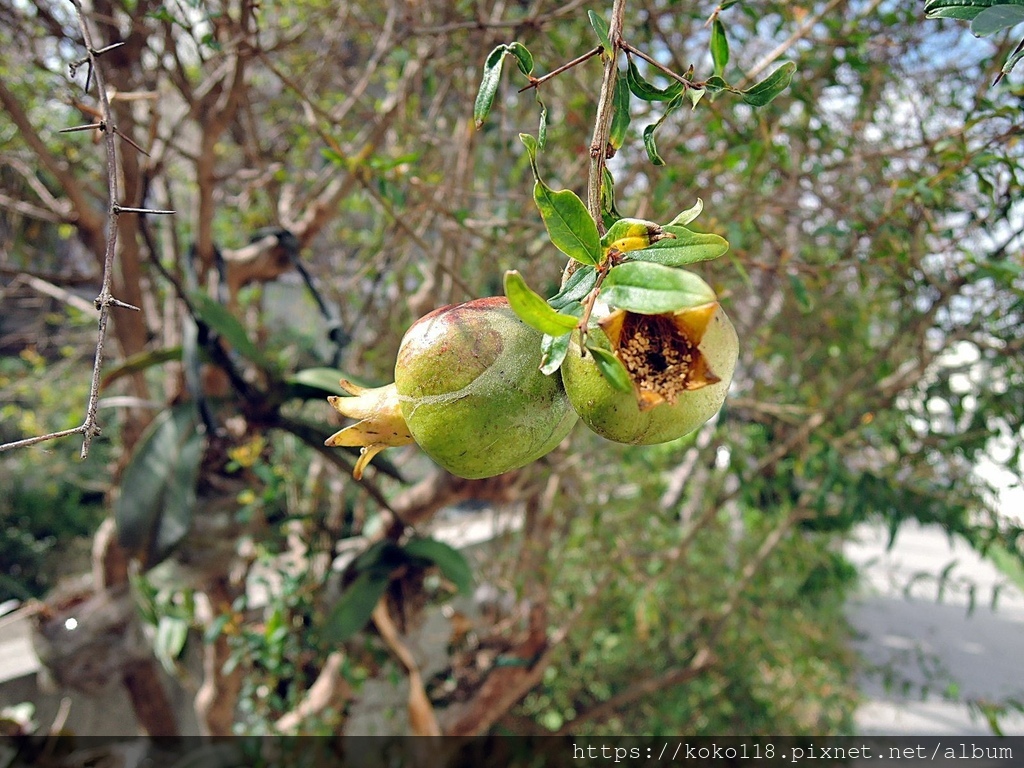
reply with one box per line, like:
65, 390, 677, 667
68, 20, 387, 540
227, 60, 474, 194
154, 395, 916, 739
844, 521, 1024, 735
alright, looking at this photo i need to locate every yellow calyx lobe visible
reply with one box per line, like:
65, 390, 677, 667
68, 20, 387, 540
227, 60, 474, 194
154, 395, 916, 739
325, 380, 413, 480
599, 302, 721, 411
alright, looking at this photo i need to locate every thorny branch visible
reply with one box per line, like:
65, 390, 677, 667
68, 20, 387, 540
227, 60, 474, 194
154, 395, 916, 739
0, 1, 172, 458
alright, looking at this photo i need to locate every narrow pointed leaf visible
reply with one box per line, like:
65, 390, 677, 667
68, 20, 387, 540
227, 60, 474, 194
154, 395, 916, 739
601, 167, 622, 223
741, 61, 796, 107
627, 225, 729, 267
189, 290, 270, 369
668, 199, 704, 227
641, 94, 685, 166
537, 96, 548, 147
711, 19, 729, 77
474, 45, 508, 128
505, 270, 580, 335
643, 124, 664, 166
588, 10, 611, 50
609, 77, 631, 150
586, 343, 633, 393
601, 261, 717, 314
101, 346, 184, 389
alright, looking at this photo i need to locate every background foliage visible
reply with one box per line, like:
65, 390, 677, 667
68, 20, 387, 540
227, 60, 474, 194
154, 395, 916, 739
1, 0, 1022, 737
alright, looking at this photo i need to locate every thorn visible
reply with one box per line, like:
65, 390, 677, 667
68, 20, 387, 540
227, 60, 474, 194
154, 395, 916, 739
91, 42, 125, 57
109, 297, 141, 311
113, 127, 150, 156
59, 122, 105, 133
113, 205, 176, 215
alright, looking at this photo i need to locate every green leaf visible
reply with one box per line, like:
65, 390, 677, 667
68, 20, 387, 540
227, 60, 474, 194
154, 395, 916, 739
925, 0, 1024, 20
507, 42, 534, 75
351, 540, 407, 574
641, 94, 685, 166
536, 96, 548, 148
588, 10, 611, 50
154, 616, 190, 674
548, 265, 598, 310
324, 570, 391, 642
601, 262, 717, 314
115, 405, 204, 566
742, 61, 796, 107
703, 75, 734, 95
627, 225, 729, 267
667, 199, 704, 227
403, 537, 474, 595
586, 343, 633, 393
504, 270, 579, 335
1002, 42, 1024, 74
188, 290, 270, 369
626, 59, 684, 102
972, 4, 1024, 35
600, 167, 622, 224
687, 87, 706, 110
101, 346, 184, 389
520, 134, 602, 265
609, 76, 631, 150
642, 124, 664, 166
474, 45, 508, 128
540, 331, 572, 375
788, 273, 814, 313
711, 19, 729, 77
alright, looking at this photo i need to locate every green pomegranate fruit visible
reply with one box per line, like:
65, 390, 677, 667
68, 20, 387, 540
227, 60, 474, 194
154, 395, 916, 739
561, 301, 738, 445
394, 297, 577, 479
327, 297, 577, 479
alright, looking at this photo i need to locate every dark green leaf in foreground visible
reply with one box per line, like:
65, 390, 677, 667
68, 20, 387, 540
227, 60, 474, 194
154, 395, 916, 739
114, 406, 204, 566
189, 290, 270, 369
403, 537, 474, 595
323, 569, 391, 642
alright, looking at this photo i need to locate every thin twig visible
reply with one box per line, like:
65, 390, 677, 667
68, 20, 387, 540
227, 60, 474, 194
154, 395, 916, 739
620, 41, 694, 88
68, 0, 145, 459
0, 427, 86, 453
518, 46, 602, 92
585, 0, 627, 230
